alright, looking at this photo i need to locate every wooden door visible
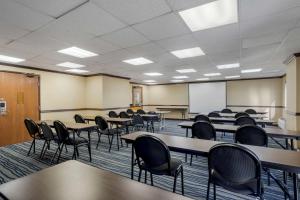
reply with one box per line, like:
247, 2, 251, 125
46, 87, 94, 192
0, 71, 39, 146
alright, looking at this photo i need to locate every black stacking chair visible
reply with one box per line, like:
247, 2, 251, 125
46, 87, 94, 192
137, 109, 146, 114
147, 111, 160, 131
235, 125, 271, 186
235, 116, 257, 126
108, 111, 119, 118
235, 112, 249, 118
245, 109, 257, 114
133, 135, 184, 195
207, 143, 264, 200
127, 109, 134, 115
194, 114, 210, 122
119, 111, 130, 118
95, 116, 121, 152
53, 120, 91, 163
38, 122, 59, 160
221, 108, 232, 113
190, 121, 216, 165
74, 114, 86, 123
132, 114, 145, 131
208, 112, 221, 118
24, 118, 44, 156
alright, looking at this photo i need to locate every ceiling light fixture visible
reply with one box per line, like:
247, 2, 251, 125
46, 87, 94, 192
123, 57, 153, 65
196, 78, 209, 81
176, 68, 196, 73
179, 0, 238, 32
57, 62, 85, 68
225, 75, 240, 79
143, 80, 156, 83
171, 80, 184, 83
217, 63, 240, 69
241, 68, 262, 73
173, 76, 189, 79
0, 54, 25, 63
144, 72, 163, 76
66, 69, 89, 73
204, 73, 221, 77
58, 47, 98, 58
171, 47, 205, 58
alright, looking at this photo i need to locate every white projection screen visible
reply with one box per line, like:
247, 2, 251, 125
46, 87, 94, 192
189, 82, 226, 113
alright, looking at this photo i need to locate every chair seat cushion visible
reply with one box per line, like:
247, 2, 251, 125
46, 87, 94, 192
140, 158, 183, 176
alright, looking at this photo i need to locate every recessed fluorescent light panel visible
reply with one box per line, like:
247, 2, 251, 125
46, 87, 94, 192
196, 78, 209, 81
241, 68, 262, 73
179, 0, 238, 32
176, 68, 196, 73
173, 76, 189, 79
171, 47, 205, 59
217, 63, 240, 69
225, 75, 240, 79
204, 73, 221, 77
123, 57, 153, 65
144, 72, 163, 76
0, 55, 25, 63
66, 69, 89, 73
57, 62, 85, 68
58, 47, 98, 58
144, 80, 156, 83
171, 80, 184, 83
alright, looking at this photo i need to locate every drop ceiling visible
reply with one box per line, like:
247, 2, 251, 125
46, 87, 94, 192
0, 0, 299, 84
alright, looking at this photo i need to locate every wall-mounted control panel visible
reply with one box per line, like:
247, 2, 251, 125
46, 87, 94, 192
0, 98, 7, 115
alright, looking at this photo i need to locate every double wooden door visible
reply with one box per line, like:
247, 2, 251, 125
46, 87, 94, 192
0, 71, 40, 146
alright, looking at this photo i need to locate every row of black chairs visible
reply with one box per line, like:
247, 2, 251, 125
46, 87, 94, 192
194, 113, 257, 126
133, 132, 264, 199
24, 118, 91, 164
221, 108, 258, 114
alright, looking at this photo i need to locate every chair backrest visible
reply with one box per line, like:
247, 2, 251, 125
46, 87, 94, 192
132, 114, 144, 125
127, 109, 134, 114
39, 122, 54, 141
108, 111, 118, 118
221, 108, 232, 113
192, 121, 216, 140
24, 118, 40, 138
208, 143, 261, 194
134, 135, 171, 174
148, 111, 157, 114
235, 116, 257, 126
137, 109, 146, 114
235, 112, 249, 118
208, 112, 221, 118
74, 114, 85, 123
53, 120, 69, 142
95, 116, 109, 131
194, 114, 210, 122
119, 111, 130, 118
236, 125, 268, 147
245, 109, 257, 114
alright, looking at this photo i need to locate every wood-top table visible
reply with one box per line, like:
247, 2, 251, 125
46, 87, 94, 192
122, 132, 300, 200
215, 110, 268, 115
0, 160, 190, 200
156, 107, 188, 119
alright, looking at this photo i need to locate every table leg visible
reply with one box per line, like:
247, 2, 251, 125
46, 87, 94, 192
293, 173, 298, 200
185, 128, 188, 137
72, 131, 76, 160
131, 144, 134, 180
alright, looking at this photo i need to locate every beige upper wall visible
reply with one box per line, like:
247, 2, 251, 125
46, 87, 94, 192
85, 76, 103, 108
102, 76, 131, 108
147, 84, 189, 105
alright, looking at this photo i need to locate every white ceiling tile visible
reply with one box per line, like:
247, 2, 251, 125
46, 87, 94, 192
0, 20, 29, 40
156, 34, 199, 51
133, 13, 190, 40
0, 0, 53, 31
93, 49, 132, 64
13, 0, 87, 18
242, 32, 286, 49
127, 42, 167, 57
0, 46, 38, 59
101, 27, 149, 48
75, 37, 121, 55
92, 0, 171, 25
55, 2, 126, 36
240, 0, 300, 21
209, 51, 240, 65
240, 7, 300, 38
166, 0, 214, 11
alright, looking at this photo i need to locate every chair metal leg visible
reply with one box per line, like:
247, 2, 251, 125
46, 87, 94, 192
181, 167, 184, 195
27, 139, 35, 156
56, 144, 64, 164
138, 169, 142, 182
173, 173, 178, 193
190, 154, 193, 166
96, 133, 101, 149
109, 134, 114, 152
65, 145, 68, 153
144, 171, 147, 184
87, 143, 92, 162
206, 179, 210, 200
150, 173, 154, 186
33, 139, 36, 153
40, 140, 47, 158
213, 184, 216, 200
116, 132, 120, 151
51, 143, 61, 165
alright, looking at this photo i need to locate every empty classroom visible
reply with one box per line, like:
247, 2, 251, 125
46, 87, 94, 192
0, 0, 300, 200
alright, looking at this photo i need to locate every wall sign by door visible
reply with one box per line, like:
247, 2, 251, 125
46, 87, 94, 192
0, 98, 7, 115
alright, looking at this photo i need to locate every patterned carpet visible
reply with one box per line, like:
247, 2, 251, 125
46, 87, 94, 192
0, 120, 298, 200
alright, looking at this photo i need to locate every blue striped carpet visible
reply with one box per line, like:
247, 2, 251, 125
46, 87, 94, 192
0, 120, 297, 200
